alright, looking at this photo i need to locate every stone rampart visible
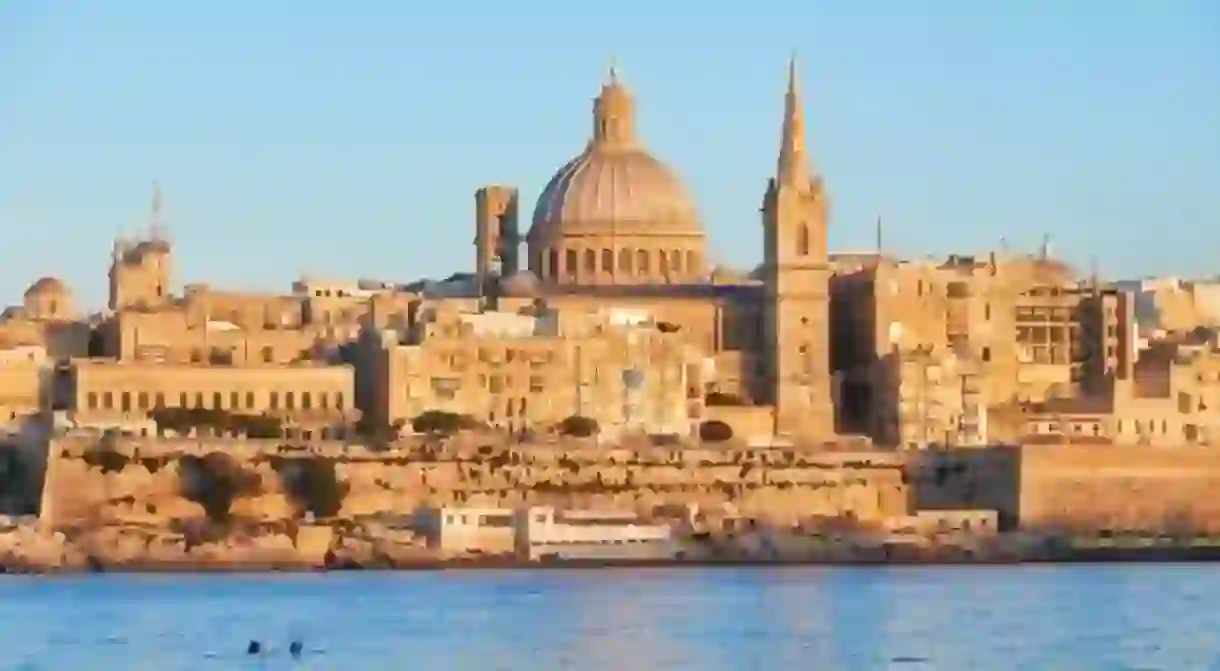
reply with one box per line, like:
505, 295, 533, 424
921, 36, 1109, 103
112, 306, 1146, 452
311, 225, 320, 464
909, 443, 1220, 534
1018, 444, 1220, 534
41, 433, 910, 535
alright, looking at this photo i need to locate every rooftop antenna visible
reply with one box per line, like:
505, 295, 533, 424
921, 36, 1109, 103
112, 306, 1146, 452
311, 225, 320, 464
875, 215, 883, 254
149, 181, 166, 241
1090, 255, 1100, 294
1039, 233, 1051, 261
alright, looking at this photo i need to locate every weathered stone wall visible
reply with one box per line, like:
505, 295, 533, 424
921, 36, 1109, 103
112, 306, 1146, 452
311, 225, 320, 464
909, 444, 1220, 534
41, 434, 910, 533
1017, 444, 1220, 534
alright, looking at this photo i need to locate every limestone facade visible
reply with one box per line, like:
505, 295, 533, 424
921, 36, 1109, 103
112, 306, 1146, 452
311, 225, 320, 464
832, 252, 1138, 447
2, 55, 1217, 459
0, 345, 48, 427
66, 359, 356, 438
362, 302, 700, 439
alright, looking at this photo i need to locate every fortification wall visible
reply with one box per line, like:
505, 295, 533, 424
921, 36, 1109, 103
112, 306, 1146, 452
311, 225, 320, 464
908, 444, 1220, 534
40, 434, 910, 534
1018, 444, 1220, 534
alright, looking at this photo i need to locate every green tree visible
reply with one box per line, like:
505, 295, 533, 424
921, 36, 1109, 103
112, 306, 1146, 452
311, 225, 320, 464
177, 452, 263, 522
699, 420, 734, 443
273, 456, 349, 519
557, 415, 599, 438
412, 410, 474, 435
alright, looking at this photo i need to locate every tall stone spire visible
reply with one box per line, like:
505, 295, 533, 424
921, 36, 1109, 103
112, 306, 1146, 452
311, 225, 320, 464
777, 53, 812, 187
592, 60, 636, 149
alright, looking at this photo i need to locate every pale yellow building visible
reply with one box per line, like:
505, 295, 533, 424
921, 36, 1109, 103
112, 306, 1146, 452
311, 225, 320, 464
66, 359, 356, 439
832, 252, 1136, 447
0, 57, 1187, 453
362, 302, 700, 439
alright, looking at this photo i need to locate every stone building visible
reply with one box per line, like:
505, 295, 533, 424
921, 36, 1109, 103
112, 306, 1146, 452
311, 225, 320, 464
0, 345, 49, 429
1021, 327, 1220, 446
361, 301, 701, 439
360, 58, 840, 444
1, 56, 1195, 452
65, 359, 356, 439
831, 252, 1136, 447
1120, 277, 1220, 336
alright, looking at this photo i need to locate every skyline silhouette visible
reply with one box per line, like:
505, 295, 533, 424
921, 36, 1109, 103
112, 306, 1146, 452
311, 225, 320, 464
1, 1, 1217, 309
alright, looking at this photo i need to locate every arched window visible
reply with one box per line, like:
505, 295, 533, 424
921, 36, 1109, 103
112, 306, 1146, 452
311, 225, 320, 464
583, 249, 596, 273
797, 224, 810, 256
670, 250, 681, 274
601, 249, 613, 274
619, 249, 633, 274
686, 250, 697, 274
659, 252, 669, 276
636, 249, 650, 274
548, 249, 559, 279
261, 346, 274, 363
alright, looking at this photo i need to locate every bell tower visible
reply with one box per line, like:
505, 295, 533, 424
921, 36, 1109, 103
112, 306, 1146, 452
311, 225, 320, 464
760, 56, 835, 441
109, 182, 174, 311
474, 185, 520, 278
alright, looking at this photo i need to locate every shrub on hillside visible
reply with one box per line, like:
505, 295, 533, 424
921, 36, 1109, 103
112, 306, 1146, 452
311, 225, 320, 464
82, 443, 130, 474
149, 407, 282, 438
412, 410, 478, 435
273, 456, 349, 519
557, 415, 599, 438
699, 420, 734, 443
177, 451, 263, 522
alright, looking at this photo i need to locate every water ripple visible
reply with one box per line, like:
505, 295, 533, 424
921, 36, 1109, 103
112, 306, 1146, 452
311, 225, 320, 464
0, 566, 1215, 669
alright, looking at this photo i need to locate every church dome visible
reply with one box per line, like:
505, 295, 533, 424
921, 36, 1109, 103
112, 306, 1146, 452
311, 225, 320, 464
22, 276, 73, 320
526, 69, 707, 286
531, 148, 700, 239
24, 276, 67, 297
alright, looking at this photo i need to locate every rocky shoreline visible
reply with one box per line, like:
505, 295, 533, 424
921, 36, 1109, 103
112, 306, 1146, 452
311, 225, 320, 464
7, 532, 1220, 576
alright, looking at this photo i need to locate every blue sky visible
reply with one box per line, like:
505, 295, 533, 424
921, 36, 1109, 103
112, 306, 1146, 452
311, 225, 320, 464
1, 1, 1217, 309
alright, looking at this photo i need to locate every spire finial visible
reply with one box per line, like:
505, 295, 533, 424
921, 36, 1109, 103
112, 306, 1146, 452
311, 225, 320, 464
777, 55, 811, 186
607, 54, 619, 86
788, 51, 799, 95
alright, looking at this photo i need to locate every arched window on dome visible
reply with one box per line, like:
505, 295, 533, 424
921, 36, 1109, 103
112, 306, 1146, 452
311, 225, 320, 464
619, 249, 633, 274
797, 224, 810, 256
659, 252, 669, 277
548, 250, 559, 279
583, 249, 596, 274
565, 249, 578, 279
601, 249, 613, 275
669, 250, 681, 276
636, 250, 650, 275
